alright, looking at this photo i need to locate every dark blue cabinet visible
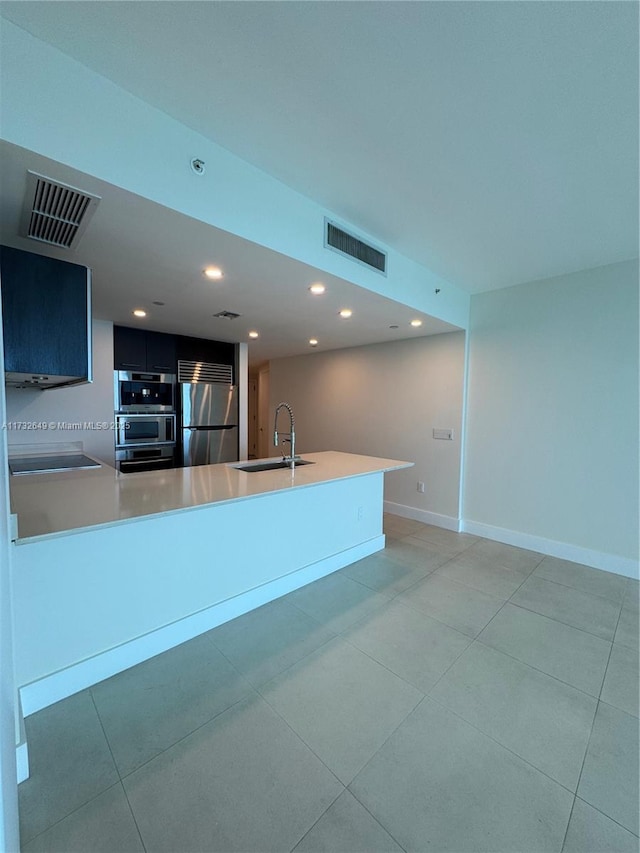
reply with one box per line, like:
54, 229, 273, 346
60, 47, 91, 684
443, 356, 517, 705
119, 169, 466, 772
1, 245, 91, 388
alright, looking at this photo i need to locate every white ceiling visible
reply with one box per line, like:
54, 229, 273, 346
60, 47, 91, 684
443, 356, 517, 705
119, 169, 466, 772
0, 2, 637, 365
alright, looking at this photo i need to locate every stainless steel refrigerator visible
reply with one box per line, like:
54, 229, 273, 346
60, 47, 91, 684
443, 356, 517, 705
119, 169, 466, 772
180, 382, 239, 466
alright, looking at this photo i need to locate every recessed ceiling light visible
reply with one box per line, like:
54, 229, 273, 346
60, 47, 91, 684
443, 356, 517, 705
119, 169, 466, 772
248, 330, 259, 339
410, 319, 423, 327
204, 266, 223, 279
309, 338, 319, 347
132, 309, 147, 318
309, 283, 326, 295
339, 309, 353, 318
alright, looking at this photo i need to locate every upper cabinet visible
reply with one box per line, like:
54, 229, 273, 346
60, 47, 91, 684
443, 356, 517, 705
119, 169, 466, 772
145, 331, 176, 373
113, 326, 236, 379
1, 245, 92, 389
114, 326, 176, 373
175, 335, 235, 368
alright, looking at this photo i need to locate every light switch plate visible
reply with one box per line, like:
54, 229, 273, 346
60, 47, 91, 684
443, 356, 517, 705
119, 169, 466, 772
433, 428, 453, 440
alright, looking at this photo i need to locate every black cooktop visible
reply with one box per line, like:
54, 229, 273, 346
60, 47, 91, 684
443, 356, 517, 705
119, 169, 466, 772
9, 454, 102, 475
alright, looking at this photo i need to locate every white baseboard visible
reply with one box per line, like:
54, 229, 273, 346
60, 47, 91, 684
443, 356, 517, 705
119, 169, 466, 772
462, 519, 639, 580
16, 694, 28, 783
19, 536, 385, 718
16, 741, 28, 784
383, 501, 460, 532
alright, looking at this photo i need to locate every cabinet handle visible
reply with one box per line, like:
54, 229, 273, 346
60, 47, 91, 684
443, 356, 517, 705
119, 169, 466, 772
120, 362, 143, 368
150, 365, 172, 371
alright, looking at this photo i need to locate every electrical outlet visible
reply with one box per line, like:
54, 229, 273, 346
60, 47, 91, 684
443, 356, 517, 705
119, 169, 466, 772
433, 428, 453, 440
417, 481, 425, 493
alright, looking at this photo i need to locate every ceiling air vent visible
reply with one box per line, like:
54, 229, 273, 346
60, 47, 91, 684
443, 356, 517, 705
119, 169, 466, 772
178, 360, 233, 384
21, 171, 101, 249
324, 218, 387, 275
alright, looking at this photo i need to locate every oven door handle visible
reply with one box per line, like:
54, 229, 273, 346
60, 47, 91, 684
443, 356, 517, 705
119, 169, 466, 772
116, 420, 128, 447
121, 457, 168, 467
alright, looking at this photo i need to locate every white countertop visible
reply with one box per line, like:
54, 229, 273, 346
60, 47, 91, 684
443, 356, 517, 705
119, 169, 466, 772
10, 451, 412, 542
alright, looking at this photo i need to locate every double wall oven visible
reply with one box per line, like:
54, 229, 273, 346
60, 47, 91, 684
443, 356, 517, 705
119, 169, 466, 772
114, 370, 177, 473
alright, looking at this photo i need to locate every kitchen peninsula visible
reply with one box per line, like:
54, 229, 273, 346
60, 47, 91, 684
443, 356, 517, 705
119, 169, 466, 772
10, 451, 411, 716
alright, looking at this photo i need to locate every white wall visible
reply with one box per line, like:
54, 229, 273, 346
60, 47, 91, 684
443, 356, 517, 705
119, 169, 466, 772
0, 304, 20, 850
463, 259, 639, 574
269, 332, 466, 526
5, 320, 115, 465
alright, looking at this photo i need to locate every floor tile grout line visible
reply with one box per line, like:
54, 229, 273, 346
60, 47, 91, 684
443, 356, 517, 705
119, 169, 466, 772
597, 602, 624, 703
531, 569, 628, 606
572, 794, 640, 839
422, 540, 544, 576
254, 684, 350, 789
205, 608, 344, 687
505, 599, 617, 644
396, 535, 480, 561
424, 617, 504, 698
342, 789, 410, 853
287, 788, 409, 853
470, 637, 606, 703
90, 691, 150, 852
394, 570, 508, 614
88, 689, 123, 783
255, 625, 424, 716
335, 628, 436, 697
250, 632, 338, 692
559, 794, 578, 853
379, 588, 481, 639
285, 579, 395, 626
421, 591, 516, 697
424, 692, 584, 798
114, 690, 257, 783
501, 596, 620, 645
429, 561, 532, 601
87, 637, 259, 776
18, 779, 130, 851
432, 552, 538, 581
115, 780, 148, 853
596, 695, 640, 721
569, 697, 603, 835
286, 788, 345, 853
343, 562, 443, 600
204, 593, 336, 652
391, 537, 478, 565
255, 641, 427, 794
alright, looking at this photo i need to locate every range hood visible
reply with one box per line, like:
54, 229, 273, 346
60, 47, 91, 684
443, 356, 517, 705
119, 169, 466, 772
1, 245, 93, 390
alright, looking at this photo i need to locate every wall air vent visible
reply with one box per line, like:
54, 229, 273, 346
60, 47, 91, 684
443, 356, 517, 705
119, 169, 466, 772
21, 171, 101, 250
324, 218, 387, 275
213, 310, 242, 320
178, 360, 233, 384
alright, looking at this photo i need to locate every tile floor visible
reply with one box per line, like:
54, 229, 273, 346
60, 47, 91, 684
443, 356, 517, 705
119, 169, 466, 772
18, 515, 639, 852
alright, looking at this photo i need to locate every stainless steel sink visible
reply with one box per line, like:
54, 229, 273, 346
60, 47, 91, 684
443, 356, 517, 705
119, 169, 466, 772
233, 459, 315, 473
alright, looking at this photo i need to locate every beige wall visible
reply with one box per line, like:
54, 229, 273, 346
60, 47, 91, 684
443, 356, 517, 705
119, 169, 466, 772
269, 331, 466, 524
5, 320, 115, 465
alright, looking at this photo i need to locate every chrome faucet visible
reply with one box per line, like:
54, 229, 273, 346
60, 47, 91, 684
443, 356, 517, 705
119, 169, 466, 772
273, 402, 296, 468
